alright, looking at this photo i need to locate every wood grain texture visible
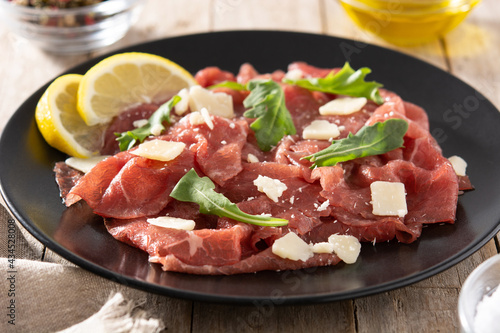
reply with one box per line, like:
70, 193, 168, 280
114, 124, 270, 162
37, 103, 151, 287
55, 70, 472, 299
192, 301, 356, 332
93, 0, 212, 57
212, 0, 322, 32
445, 0, 500, 109
0, 0, 499, 332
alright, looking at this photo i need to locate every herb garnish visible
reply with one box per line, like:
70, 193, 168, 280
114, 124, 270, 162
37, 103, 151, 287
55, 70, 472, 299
243, 80, 296, 151
207, 62, 385, 151
170, 169, 288, 227
208, 81, 246, 91
283, 62, 384, 104
115, 95, 181, 151
304, 118, 408, 168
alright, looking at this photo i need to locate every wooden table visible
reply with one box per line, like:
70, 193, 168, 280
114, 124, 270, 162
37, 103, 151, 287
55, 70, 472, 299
1, 0, 499, 331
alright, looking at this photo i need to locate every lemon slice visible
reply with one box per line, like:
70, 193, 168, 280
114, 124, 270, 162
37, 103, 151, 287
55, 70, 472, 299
77, 52, 197, 126
35, 74, 106, 158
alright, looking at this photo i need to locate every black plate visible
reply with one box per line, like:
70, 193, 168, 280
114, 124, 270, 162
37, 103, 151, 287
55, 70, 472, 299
1, 31, 499, 304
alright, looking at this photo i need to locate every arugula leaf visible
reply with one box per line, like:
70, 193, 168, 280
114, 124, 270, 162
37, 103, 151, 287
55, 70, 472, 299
243, 80, 296, 151
304, 118, 408, 167
208, 81, 246, 91
283, 62, 384, 104
115, 95, 181, 151
170, 169, 288, 227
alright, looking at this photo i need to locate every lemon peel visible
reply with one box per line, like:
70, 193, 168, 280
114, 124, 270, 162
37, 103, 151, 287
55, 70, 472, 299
77, 52, 197, 126
35, 74, 106, 158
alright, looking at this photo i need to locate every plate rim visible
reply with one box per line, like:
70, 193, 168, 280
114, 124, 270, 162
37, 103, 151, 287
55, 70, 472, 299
1, 30, 500, 305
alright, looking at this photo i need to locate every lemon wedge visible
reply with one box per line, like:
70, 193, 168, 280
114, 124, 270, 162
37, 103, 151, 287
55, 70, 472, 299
35, 74, 106, 158
77, 52, 198, 126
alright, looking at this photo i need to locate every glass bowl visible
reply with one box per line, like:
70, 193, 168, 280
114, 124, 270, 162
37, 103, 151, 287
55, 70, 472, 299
458, 254, 500, 333
0, 0, 145, 54
338, 0, 481, 45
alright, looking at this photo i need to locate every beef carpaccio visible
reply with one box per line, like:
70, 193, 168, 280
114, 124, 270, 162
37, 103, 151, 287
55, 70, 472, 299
54, 62, 472, 275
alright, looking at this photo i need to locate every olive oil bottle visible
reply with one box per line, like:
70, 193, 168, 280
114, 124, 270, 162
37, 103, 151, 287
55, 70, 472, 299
340, 0, 481, 45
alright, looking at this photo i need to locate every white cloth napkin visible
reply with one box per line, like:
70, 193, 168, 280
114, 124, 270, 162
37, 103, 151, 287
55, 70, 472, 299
0, 203, 167, 332
58, 292, 164, 333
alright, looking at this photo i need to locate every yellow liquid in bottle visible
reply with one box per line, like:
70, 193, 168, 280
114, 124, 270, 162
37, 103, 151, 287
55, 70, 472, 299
340, 0, 481, 45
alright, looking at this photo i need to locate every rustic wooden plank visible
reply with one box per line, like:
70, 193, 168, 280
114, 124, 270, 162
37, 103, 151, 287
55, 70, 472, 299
192, 300, 355, 332
93, 0, 212, 57
444, 0, 500, 109
92, 2, 212, 331
0, 32, 89, 136
212, 0, 322, 32
443, 0, 500, 252
354, 239, 498, 333
0, 2, 207, 332
191, 2, 337, 332
356, 286, 460, 333
191, 2, 352, 332
0, 258, 193, 332
141, 293, 193, 333
320, 2, 500, 332
1, 2, 498, 333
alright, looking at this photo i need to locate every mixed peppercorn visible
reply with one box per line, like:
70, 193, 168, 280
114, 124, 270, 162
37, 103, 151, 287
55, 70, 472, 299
10, 0, 105, 9
8, 0, 109, 27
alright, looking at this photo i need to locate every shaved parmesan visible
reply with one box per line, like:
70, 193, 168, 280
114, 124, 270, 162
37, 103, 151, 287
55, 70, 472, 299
65, 155, 110, 174
370, 181, 407, 217
253, 175, 287, 202
147, 216, 196, 231
302, 120, 340, 140
200, 107, 214, 129
247, 153, 259, 163
131, 140, 185, 162
448, 155, 467, 176
132, 119, 148, 128
189, 111, 205, 126
317, 200, 330, 212
284, 69, 303, 81
188, 85, 234, 118
150, 123, 164, 136
319, 97, 367, 116
328, 234, 361, 264
174, 88, 190, 115
272, 232, 313, 261
312, 242, 334, 254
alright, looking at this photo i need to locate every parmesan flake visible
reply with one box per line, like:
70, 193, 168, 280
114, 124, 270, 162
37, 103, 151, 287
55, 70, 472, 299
272, 232, 313, 261
319, 97, 367, 116
150, 123, 164, 136
132, 119, 148, 128
317, 200, 330, 212
131, 140, 185, 162
174, 88, 190, 115
147, 216, 196, 231
247, 153, 259, 163
189, 111, 205, 126
328, 234, 361, 264
448, 155, 467, 176
65, 155, 110, 174
188, 85, 234, 118
302, 120, 340, 141
312, 242, 334, 254
370, 181, 407, 217
284, 69, 303, 80
253, 175, 287, 202
200, 107, 214, 129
